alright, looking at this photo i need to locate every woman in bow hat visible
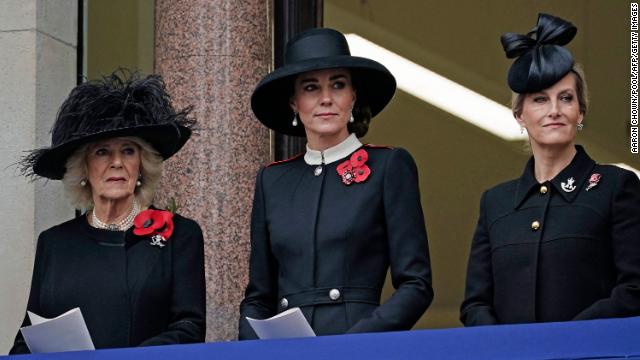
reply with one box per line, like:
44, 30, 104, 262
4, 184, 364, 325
460, 14, 640, 326
10, 70, 206, 354
238, 28, 433, 339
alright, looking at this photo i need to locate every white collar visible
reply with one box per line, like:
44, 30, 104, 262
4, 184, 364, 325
304, 134, 362, 165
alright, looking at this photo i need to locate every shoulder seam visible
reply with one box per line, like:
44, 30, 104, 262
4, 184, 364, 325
266, 152, 304, 167
363, 143, 393, 149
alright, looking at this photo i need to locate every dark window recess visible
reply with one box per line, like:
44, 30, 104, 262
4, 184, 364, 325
273, 0, 323, 160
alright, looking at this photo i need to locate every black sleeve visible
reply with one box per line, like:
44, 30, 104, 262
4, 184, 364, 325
238, 167, 279, 340
573, 170, 640, 320
460, 191, 499, 326
138, 218, 207, 346
347, 148, 433, 333
9, 232, 49, 355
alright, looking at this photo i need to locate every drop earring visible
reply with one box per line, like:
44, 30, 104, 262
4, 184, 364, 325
292, 112, 298, 126
136, 174, 142, 187
349, 111, 355, 123
520, 126, 525, 135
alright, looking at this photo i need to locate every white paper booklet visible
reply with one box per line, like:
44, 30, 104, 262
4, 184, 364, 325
20, 307, 95, 353
246, 307, 316, 339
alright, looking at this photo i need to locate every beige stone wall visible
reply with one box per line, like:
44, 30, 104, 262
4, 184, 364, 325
0, 0, 76, 353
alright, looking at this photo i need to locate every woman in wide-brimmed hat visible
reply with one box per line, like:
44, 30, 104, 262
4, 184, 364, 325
461, 14, 640, 326
10, 70, 206, 354
239, 28, 433, 339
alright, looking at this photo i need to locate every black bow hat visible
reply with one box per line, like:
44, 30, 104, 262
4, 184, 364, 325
20, 70, 195, 180
251, 28, 396, 136
501, 13, 577, 93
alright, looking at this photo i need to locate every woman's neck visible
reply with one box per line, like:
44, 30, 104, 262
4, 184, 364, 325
306, 129, 351, 152
92, 195, 136, 224
531, 143, 577, 183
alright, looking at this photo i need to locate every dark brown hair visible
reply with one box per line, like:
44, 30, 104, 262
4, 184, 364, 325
290, 68, 373, 138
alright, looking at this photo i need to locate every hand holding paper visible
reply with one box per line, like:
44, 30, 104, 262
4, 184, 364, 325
21, 308, 94, 353
246, 307, 316, 339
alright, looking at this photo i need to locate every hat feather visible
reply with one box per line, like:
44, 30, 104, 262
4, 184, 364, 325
19, 69, 195, 180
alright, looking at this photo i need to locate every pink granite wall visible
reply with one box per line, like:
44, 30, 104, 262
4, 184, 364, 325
154, 0, 272, 341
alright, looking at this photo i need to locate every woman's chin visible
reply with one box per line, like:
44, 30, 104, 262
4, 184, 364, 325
96, 192, 135, 203
531, 135, 576, 149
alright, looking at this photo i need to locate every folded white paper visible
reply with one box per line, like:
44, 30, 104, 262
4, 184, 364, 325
246, 307, 316, 339
20, 308, 94, 353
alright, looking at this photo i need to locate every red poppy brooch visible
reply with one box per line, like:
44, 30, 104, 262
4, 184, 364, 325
133, 209, 175, 247
586, 173, 602, 191
336, 149, 371, 185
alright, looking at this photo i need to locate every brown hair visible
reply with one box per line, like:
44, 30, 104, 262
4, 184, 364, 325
290, 68, 373, 138
511, 64, 589, 118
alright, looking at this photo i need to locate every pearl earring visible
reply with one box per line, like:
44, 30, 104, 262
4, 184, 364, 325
349, 111, 355, 123
136, 174, 142, 187
292, 112, 298, 127
80, 179, 87, 187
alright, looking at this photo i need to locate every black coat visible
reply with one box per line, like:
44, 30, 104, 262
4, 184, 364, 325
461, 146, 640, 326
239, 145, 433, 339
9, 211, 206, 354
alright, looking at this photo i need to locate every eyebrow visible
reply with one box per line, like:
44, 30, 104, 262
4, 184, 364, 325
299, 74, 348, 84
92, 142, 135, 148
533, 88, 575, 96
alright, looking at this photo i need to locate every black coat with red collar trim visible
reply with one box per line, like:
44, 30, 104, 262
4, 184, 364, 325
9, 212, 206, 354
239, 145, 433, 338
461, 145, 640, 326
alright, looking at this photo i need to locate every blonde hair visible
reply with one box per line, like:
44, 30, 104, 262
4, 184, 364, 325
511, 64, 589, 119
62, 136, 164, 211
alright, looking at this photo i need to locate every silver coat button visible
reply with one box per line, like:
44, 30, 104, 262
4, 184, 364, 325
329, 288, 341, 301
531, 221, 541, 231
280, 298, 288, 309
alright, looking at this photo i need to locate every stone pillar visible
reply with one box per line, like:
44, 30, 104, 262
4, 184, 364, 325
0, 0, 76, 352
155, 0, 272, 341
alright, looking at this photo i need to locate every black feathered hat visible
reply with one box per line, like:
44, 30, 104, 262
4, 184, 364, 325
20, 70, 195, 180
501, 13, 577, 93
251, 28, 396, 137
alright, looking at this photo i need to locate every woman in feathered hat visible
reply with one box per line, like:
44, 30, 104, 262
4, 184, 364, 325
10, 70, 206, 353
239, 28, 433, 339
461, 14, 640, 326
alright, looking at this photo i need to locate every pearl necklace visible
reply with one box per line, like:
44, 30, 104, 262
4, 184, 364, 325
91, 200, 140, 231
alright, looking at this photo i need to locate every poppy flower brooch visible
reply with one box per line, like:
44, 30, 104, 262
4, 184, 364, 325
586, 173, 602, 191
133, 209, 175, 247
337, 149, 371, 185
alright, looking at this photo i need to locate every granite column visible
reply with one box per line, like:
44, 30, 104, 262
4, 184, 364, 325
155, 0, 272, 341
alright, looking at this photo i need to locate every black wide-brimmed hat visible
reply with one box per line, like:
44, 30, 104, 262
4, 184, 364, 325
501, 13, 577, 93
20, 70, 195, 180
251, 28, 396, 136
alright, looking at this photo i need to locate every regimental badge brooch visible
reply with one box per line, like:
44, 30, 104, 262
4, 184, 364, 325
586, 173, 602, 191
561, 177, 576, 192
